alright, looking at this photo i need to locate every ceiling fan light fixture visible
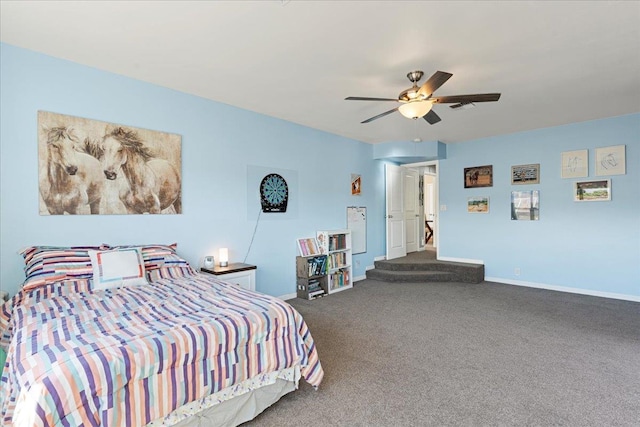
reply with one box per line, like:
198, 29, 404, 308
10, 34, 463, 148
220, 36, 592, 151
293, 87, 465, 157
399, 100, 433, 119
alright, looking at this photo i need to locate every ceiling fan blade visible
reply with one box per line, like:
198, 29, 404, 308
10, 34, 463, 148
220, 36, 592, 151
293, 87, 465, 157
432, 93, 501, 104
423, 110, 441, 125
361, 107, 399, 124
345, 96, 399, 102
417, 71, 453, 98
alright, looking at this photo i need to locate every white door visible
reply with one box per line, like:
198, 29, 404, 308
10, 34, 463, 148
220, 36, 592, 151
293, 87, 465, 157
404, 168, 419, 253
385, 164, 406, 260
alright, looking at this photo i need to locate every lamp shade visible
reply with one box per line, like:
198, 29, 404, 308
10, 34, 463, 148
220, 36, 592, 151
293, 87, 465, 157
398, 101, 433, 119
219, 248, 229, 267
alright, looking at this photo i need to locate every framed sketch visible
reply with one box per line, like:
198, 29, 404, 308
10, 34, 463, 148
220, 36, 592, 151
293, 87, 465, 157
467, 197, 489, 213
351, 174, 361, 195
561, 149, 588, 178
595, 145, 625, 176
511, 163, 540, 185
464, 165, 493, 188
574, 179, 611, 202
511, 190, 539, 221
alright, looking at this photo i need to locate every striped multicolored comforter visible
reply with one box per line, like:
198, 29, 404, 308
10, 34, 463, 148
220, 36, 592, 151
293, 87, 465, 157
0, 273, 323, 426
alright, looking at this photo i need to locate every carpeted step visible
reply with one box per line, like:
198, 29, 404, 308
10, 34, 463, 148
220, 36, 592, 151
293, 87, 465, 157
366, 269, 458, 283
370, 258, 484, 284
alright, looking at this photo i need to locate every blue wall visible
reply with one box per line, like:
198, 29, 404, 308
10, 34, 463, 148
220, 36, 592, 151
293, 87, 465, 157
0, 43, 384, 297
439, 114, 640, 299
2, 43, 638, 301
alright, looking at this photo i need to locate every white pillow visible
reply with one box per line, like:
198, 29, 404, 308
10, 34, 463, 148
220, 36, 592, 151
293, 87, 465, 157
89, 248, 148, 290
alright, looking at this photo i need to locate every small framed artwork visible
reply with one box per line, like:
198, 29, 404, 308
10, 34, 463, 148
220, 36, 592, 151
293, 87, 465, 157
467, 197, 489, 213
561, 149, 588, 178
351, 174, 362, 195
574, 179, 611, 202
595, 145, 625, 176
511, 190, 539, 221
464, 165, 493, 188
511, 163, 540, 185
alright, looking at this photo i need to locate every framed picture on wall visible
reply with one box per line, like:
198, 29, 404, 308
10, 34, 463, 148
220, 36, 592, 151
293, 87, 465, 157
574, 179, 611, 202
511, 163, 540, 185
464, 165, 493, 188
467, 197, 489, 213
595, 145, 625, 176
511, 190, 539, 220
561, 149, 588, 178
351, 174, 362, 195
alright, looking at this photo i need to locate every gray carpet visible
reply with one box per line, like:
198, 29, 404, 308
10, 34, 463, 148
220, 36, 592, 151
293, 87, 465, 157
246, 280, 640, 426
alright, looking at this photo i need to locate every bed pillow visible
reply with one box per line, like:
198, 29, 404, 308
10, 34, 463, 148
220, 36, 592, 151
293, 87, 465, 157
111, 243, 180, 270
19, 245, 110, 291
88, 248, 149, 290
146, 254, 196, 281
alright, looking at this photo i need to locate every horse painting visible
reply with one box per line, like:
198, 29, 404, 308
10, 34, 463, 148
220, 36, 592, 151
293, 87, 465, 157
39, 127, 104, 214
101, 126, 182, 214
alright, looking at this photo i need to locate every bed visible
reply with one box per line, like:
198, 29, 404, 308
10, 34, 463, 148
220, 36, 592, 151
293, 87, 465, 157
0, 244, 323, 426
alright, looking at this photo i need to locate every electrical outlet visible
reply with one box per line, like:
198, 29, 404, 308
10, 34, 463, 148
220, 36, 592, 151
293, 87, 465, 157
515, 268, 521, 276
355, 260, 361, 268
440, 204, 447, 211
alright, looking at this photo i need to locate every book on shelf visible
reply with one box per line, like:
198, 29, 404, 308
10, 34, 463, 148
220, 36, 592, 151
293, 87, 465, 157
297, 237, 320, 257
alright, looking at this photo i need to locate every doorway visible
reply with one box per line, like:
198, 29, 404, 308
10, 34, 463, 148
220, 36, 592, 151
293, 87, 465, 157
385, 161, 439, 260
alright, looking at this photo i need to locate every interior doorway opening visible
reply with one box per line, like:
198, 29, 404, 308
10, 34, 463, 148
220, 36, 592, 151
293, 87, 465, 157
385, 161, 439, 261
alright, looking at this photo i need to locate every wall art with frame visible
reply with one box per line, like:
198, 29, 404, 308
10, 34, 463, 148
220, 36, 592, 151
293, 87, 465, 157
511, 190, 539, 221
464, 165, 493, 188
467, 197, 489, 213
574, 179, 611, 202
511, 163, 540, 185
351, 174, 362, 195
561, 149, 588, 178
595, 145, 625, 176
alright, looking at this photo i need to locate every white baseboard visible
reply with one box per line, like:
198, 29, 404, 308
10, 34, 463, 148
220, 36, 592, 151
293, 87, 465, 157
353, 274, 367, 282
279, 292, 297, 301
437, 256, 484, 265
486, 277, 640, 303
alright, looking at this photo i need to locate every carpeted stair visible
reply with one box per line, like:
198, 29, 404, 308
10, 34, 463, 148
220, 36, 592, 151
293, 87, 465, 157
366, 251, 484, 284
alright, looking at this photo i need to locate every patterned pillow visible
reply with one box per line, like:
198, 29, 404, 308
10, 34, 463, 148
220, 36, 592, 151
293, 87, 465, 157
111, 243, 180, 271
19, 245, 109, 291
88, 248, 149, 290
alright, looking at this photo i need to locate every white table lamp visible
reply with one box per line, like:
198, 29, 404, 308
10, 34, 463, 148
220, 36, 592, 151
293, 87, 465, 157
219, 248, 229, 267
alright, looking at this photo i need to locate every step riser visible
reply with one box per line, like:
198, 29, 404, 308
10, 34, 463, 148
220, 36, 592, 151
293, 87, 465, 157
367, 271, 459, 283
374, 262, 482, 274
368, 260, 484, 284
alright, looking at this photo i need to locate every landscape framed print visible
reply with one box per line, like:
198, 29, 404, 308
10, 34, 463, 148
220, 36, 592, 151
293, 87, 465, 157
574, 179, 611, 202
467, 197, 489, 213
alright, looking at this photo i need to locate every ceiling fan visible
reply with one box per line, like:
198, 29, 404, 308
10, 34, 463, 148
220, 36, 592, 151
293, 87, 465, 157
345, 70, 500, 124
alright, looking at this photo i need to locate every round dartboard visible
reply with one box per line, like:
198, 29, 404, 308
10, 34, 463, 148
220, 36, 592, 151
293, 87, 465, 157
260, 173, 288, 213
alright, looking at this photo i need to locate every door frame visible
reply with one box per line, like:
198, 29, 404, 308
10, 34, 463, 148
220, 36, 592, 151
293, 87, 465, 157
385, 160, 439, 257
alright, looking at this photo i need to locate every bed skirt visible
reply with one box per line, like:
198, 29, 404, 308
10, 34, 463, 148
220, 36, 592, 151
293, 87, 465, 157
149, 366, 300, 427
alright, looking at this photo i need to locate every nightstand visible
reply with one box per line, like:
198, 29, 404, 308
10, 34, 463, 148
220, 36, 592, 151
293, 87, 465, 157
201, 263, 256, 291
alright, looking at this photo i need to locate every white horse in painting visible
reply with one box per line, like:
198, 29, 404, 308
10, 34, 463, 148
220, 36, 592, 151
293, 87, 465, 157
40, 127, 104, 214
100, 126, 181, 214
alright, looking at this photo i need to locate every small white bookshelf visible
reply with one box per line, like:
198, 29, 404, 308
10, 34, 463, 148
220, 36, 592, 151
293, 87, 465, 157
316, 229, 352, 294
